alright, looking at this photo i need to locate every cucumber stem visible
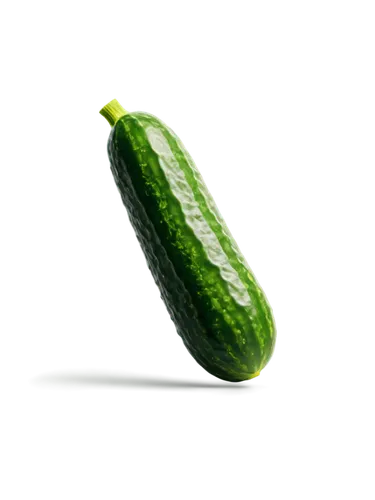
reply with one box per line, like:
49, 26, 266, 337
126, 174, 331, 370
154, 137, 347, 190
100, 99, 127, 127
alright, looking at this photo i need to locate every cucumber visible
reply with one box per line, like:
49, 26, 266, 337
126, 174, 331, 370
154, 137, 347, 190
100, 99, 276, 382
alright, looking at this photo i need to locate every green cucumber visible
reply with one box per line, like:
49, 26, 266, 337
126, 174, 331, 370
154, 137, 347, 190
100, 99, 276, 382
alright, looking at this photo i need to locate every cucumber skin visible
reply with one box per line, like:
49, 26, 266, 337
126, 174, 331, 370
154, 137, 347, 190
107, 112, 276, 382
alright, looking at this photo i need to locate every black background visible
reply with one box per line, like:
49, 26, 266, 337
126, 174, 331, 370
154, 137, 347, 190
24, 92, 288, 399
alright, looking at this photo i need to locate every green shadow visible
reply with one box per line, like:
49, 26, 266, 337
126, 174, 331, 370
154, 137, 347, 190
31, 369, 264, 394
